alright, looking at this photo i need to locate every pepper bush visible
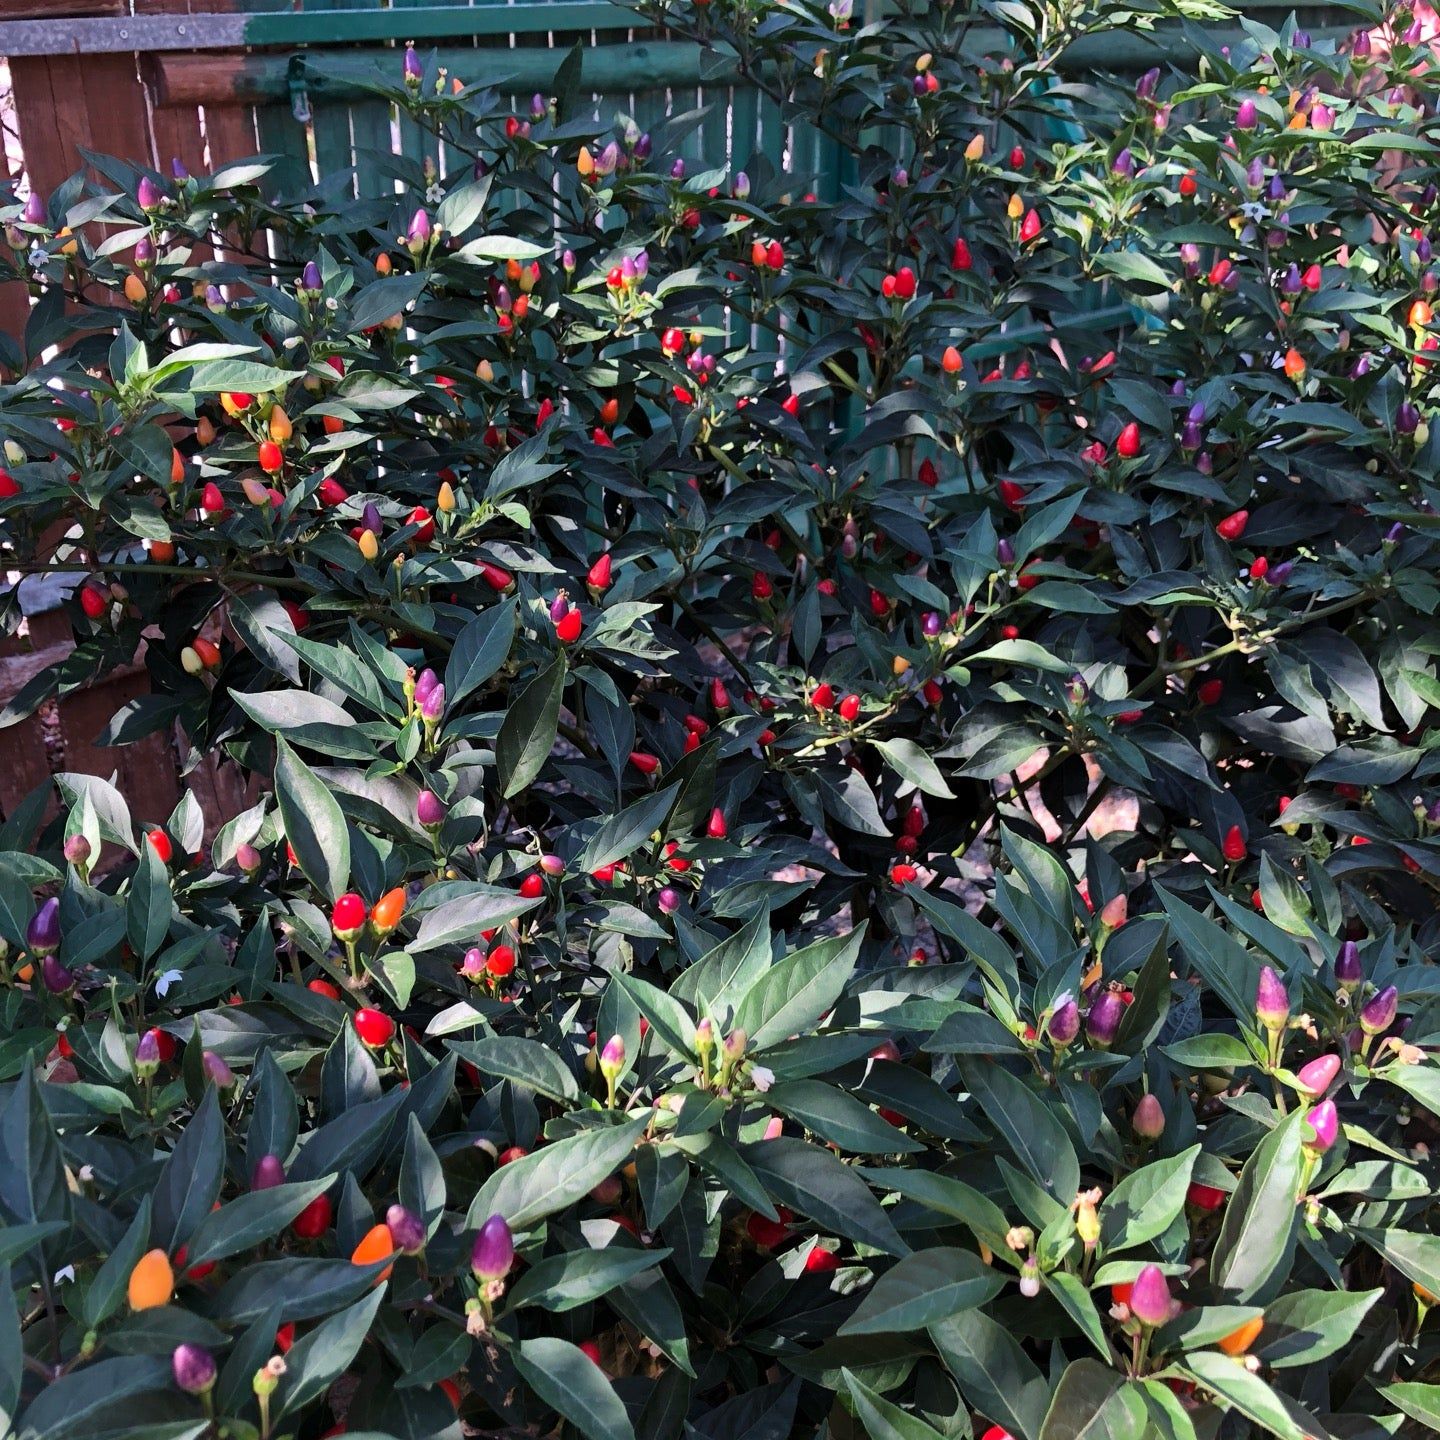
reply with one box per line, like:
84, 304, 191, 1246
3, 1, 1440, 1436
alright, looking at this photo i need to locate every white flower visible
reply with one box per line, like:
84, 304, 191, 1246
155, 969, 184, 997
53, 1266, 75, 1285
750, 1065, 774, 1093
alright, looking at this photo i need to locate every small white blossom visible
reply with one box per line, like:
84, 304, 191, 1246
155, 969, 184, 998
53, 1266, 75, 1285
750, 1065, 774, 1092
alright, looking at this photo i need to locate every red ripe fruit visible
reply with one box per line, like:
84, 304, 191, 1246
487, 944, 516, 978
275, 1323, 296, 1352
292, 1193, 333, 1238
706, 807, 728, 839
331, 892, 367, 936
747, 1211, 790, 1248
1221, 826, 1247, 863
308, 978, 342, 1000
838, 693, 861, 722
555, 608, 583, 644
766, 240, 784, 270
952, 237, 973, 270
257, 440, 284, 474
810, 683, 836, 711
999, 479, 1026, 510
1216, 508, 1249, 541
200, 482, 225, 514
1009, 145, 1025, 169
317, 478, 348, 507
1179, 170, 1198, 198
1187, 1181, 1226, 1212
805, 1247, 840, 1273
1302, 264, 1321, 292
579, 1340, 604, 1366
1250, 555, 1270, 580
407, 506, 435, 543
752, 572, 774, 601
146, 829, 173, 864
921, 679, 943, 706
918, 458, 938, 487
629, 751, 660, 775
1116, 422, 1142, 458
0, 470, 18, 498
781, 393, 801, 418
79, 585, 107, 620
587, 553, 612, 593
497, 1145, 528, 1165
890, 862, 919, 885
1197, 678, 1223, 707
354, 1008, 396, 1047
147, 1027, 178, 1062
1019, 209, 1042, 243
709, 677, 730, 713
868, 589, 889, 617
661, 326, 686, 355
480, 562, 514, 593
1016, 567, 1040, 591
519, 873, 544, 899
893, 266, 917, 299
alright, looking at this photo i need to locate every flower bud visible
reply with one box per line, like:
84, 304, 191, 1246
1047, 995, 1080, 1047
41, 954, 73, 994
1085, 992, 1124, 1048
1255, 965, 1289, 1032
1133, 1094, 1165, 1139
722, 1028, 748, 1066
1019, 1255, 1040, 1297
172, 1343, 217, 1395
1294, 1053, 1341, 1099
1359, 985, 1398, 1036
471, 1214, 514, 1279
252, 1155, 286, 1190
1335, 940, 1362, 990
1303, 1098, 1338, 1155
695, 1018, 714, 1056
419, 683, 445, 723
63, 834, 92, 869
386, 1203, 427, 1255
27, 896, 60, 956
599, 1034, 626, 1079
1128, 1264, 1173, 1326
236, 841, 262, 875
135, 1028, 162, 1077
406, 208, 432, 251
203, 1051, 235, 1088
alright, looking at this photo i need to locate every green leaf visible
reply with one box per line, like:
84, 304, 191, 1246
276, 1287, 387, 1418
465, 1119, 647, 1228
509, 1246, 669, 1313
0, 1069, 71, 1232
445, 599, 517, 704
839, 1249, 1003, 1335
1383, 1382, 1440, 1430
1256, 1287, 1381, 1369
184, 1179, 337, 1267
613, 972, 696, 1059
1208, 1109, 1304, 1303
930, 1309, 1049, 1440
14, 1355, 171, 1439
82, 1196, 150, 1328
578, 783, 680, 874
1353, 1227, 1440, 1300
1177, 1352, 1312, 1440
125, 839, 170, 961
151, 1087, 225, 1253
734, 926, 863, 1050
767, 1079, 923, 1155
410, 886, 539, 952
960, 1058, 1080, 1203
512, 1337, 636, 1440
1039, 1359, 1147, 1440
739, 1136, 907, 1256
872, 737, 955, 798
274, 736, 350, 903
448, 1036, 579, 1103
1099, 1146, 1199, 1253
858, 1167, 1011, 1254
496, 657, 566, 799
843, 1371, 950, 1440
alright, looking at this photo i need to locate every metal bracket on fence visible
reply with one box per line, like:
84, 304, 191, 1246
288, 56, 313, 125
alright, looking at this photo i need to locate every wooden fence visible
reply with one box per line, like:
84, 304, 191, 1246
0, 0, 1355, 830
